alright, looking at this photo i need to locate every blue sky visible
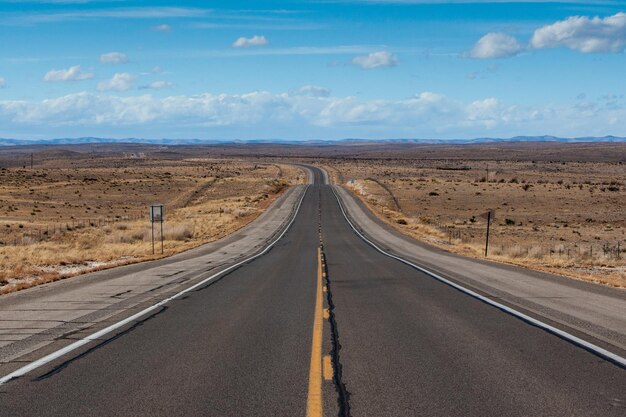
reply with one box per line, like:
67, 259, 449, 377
1, 0, 626, 140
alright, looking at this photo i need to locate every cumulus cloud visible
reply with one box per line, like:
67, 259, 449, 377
466, 32, 523, 59
471, 12, 626, 59
0, 90, 458, 130
139, 81, 173, 90
232, 35, 269, 48
351, 51, 398, 69
152, 23, 171, 32
97, 73, 135, 91
1, 89, 625, 139
531, 12, 626, 53
465, 98, 502, 129
0, 77, 5, 88
100, 52, 129, 64
44, 65, 94, 81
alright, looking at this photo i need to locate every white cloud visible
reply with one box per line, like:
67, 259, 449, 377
97, 73, 135, 91
531, 12, 626, 53
232, 35, 269, 48
100, 52, 129, 64
0, 77, 5, 88
139, 81, 173, 90
288, 85, 331, 97
351, 51, 398, 69
152, 23, 171, 32
465, 98, 501, 129
1, 89, 626, 139
466, 32, 523, 59
43, 65, 94, 81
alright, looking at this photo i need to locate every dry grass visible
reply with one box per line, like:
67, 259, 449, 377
331, 159, 626, 288
0, 156, 304, 294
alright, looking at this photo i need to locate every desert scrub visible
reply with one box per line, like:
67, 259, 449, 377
329, 156, 626, 288
0, 159, 306, 294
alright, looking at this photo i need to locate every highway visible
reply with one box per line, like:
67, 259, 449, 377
1, 167, 624, 416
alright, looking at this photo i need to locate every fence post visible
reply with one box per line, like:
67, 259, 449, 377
484, 211, 491, 257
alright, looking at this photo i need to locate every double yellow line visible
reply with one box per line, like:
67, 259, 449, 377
306, 247, 332, 417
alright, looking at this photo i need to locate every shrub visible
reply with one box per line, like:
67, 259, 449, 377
508, 245, 526, 258
396, 218, 408, 225
528, 246, 544, 259
505, 218, 515, 226
234, 209, 249, 218
110, 228, 149, 244
164, 225, 193, 241
428, 191, 439, 196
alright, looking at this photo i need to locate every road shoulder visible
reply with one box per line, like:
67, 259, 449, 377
0, 184, 308, 374
332, 184, 626, 355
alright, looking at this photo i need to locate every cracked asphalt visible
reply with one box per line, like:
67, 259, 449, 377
1, 167, 624, 416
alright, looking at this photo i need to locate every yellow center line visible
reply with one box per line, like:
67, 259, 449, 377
323, 355, 334, 381
306, 247, 324, 417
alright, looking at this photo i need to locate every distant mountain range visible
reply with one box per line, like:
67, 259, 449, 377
1, 135, 625, 147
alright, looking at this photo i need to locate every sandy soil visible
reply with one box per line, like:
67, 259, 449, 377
0, 153, 304, 294
322, 157, 625, 288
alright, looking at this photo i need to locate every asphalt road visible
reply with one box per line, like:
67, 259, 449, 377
1, 167, 624, 416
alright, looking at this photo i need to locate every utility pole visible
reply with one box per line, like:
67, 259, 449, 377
30, 153, 33, 169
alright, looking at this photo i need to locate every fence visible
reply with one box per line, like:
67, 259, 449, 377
432, 223, 624, 260
1, 214, 145, 246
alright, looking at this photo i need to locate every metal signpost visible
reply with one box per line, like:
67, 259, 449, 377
150, 204, 164, 255
480, 209, 496, 257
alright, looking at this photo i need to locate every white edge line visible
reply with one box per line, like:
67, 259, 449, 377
0, 184, 310, 385
330, 186, 626, 368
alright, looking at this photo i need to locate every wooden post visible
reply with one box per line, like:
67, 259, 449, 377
485, 211, 491, 257
151, 220, 155, 255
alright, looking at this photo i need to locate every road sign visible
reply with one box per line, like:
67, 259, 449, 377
150, 204, 164, 223
480, 209, 496, 221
